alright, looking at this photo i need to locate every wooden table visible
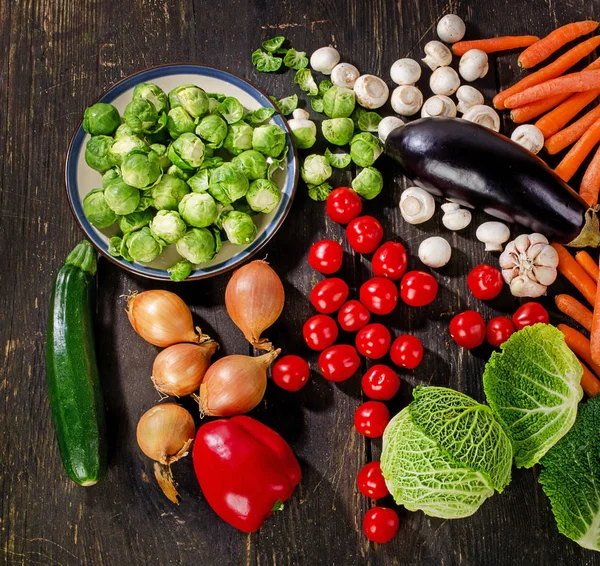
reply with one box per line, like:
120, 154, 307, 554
2, 0, 600, 564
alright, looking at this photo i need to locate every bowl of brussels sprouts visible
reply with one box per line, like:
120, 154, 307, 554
66, 64, 298, 281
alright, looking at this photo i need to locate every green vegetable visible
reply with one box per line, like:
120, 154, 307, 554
308, 182, 333, 201
133, 82, 168, 114
289, 114, 316, 150
358, 111, 383, 132
251, 49, 283, 73
121, 150, 162, 188
149, 210, 187, 243
301, 154, 332, 186
218, 97, 245, 124
109, 134, 147, 166
114, 123, 139, 139
125, 227, 163, 262
233, 150, 268, 180
208, 162, 249, 204
108, 236, 122, 257
83, 103, 120, 136
178, 192, 218, 227
167, 106, 196, 139
252, 124, 286, 157
102, 168, 121, 188
276, 95, 298, 116
149, 143, 171, 169
168, 85, 209, 118
187, 168, 212, 193
85, 136, 115, 172
151, 174, 190, 210
310, 97, 324, 113
222, 211, 257, 245
223, 121, 254, 156
167, 132, 205, 170
119, 209, 153, 234
267, 146, 289, 181
168, 259, 194, 282
318, 80, 333, 96
83, 189, 117, 228
233, 198, 258, 216
262, 36, 285, 53
194, 114, 228, 148
323, 86, 356, 118
294, 68, 318, 96
167, 164, 192, 181
322, 118, 354, 146
135, 194, 154, 212
123, 98, 158, 134
352, 167, 383, 199
350, 132, 383, 167
325, 148, 351, 169
246, 179, 280, 213
176, 227, 218, 263
104, 180, 140, 215
283, 49, 308, 70
244, 107, 276, 126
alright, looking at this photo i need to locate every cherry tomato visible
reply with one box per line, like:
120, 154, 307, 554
390, 334, 423, 369
450, 310, 486, 349
512, 302, 550, 330
308, 239, 344, 275
360, 277, 398, 315
467, 264, 504, 300
346, 216, 384, 254
357, 462, 389, 499
271, 355, 310, 392
338, 300, 371, 332
400, 271, 438, 307
355, 323, 392, 359
310, 278, 349, 314
361, 365, 401, 400
302, 314, 339, 351
372, 241, 408, 281
363, 507, 399, 544
326, 187, 363, 224
354, 401, 390, 438
319, 345, 360, 382
486, 316, 515, 347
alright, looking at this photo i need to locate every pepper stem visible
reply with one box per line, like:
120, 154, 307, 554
271, 499, 284, 512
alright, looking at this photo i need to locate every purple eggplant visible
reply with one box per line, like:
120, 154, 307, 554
385, 117, 600, 247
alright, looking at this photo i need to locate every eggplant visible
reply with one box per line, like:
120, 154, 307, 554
385, 117, 600, 247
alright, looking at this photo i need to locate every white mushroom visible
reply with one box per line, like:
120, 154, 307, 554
331, 63, 360, 89
422, 41, 453, 71
476, 221, 510, 252
437, 14, 466, 43
390, 58, 422, 85
391, 86, 423, 116
400, 187, 435, 224
430, 66, 460, 96
459, 49, 489, 82
418, 237, 452, 268
456, 85, 484, 114
511, 125, 545, 154
287, 110, 317, 149
441, 202, 472, 230
462, 105, 500, 131
354, 75, 390, 109
291, 108, 310, 120
310, 46, 340, 75
378, 116, 405, 143
421, 95, 457, 118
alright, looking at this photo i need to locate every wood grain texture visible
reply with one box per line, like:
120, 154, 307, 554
1, 0, 600, 564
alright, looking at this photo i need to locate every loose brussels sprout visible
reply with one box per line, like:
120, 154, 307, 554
283, 49, 308, 70
136, 194, 154, 212
222, 211, 257, 245
83, 189, 117, 228
123, 98, 158, 133
167, 106, 196, 139
133, 82, 168, 114
178, 192, 218, 227
167, 132, 205, 170
323, 85, 356, 118
301, 154, 332, 186
168, 85, 209, 119
262, 36, 285, 53
151, 174, 190, 210
311, 97, 324, 113
350, 132, 383, 167
252, 49, 283, 73
104, 179, 141, 215
167, 164, 192, 181
322, 118, 355, 146
252, 124, 286, 158
195, 114, 228, 148
168, 259, 194, 282
149, 143, 171, 170
176, 227, 218, 264
352, 167, 383, 200
109, 134, 147, 166
125, 227, 163, 262
289, 114, 317, 149
233, 150, 268, 180
102, 168, 121, 188
273, 95, 298, 116
114, 123, 139, 139
121, 150, 162, 188
324, 148, 352, 169
223, 121, 254, 156
246, 179, 281, 213
318, 80, 333, 97
149, 210, 187, 244
108, 236, 122, 257
294, 68, 318, 96
85, 135, 115, 172
267, 145, 288, 181
308, 182, 333, 201
187, 169, 211, 193
119, 209, 153, 234
208, 162, 249, 205
83, 102, 120, 136
217, 97, 245, 124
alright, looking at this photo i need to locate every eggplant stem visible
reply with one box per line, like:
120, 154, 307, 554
567, 209, 600, 248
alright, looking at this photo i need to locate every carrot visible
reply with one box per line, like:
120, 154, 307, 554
555, 294, 594, 331
579, 360, 600, 396
518, 20, 599, 69
545, 105, 600, 154
591, 268, 600, 366
557, 323, 600, 377
452, 36, 539, 56
575, 251, 600, 281
553, 243, 598, 305
580, 145, 600, 206
510, 94, 571, 124
555, 117, 600, 182
493, 37, 600, 110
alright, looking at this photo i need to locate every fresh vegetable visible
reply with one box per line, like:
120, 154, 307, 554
323, 85, 356, 118
421, 95, 456, 118
350, 133, 383, 167
390, 335, 423, 369
303, 314, 339, 351
592, 277, 600, 367
437, 14, 466, 43
337, 300, 370, 332
346, 216, 384, 254
575, 250, 599, 281
357, 462, 389, 499
371, 242, 408, 281
579, 362, 600, 397
331, 62, 361, 89
510, 93, 569, 124
353, 75, 389, 109
452, 35, 539, 56
552, 243, 597, 305
486, 317, 515, 347
467, 264, 503, 300
441, 202, 471, 231
510, 125, 545, 154
310, 278, 349, 314
400, 271, 438, 307
390, 86, 424, 116
545, 105, 600, 155
512, 302, 550, 329
352, 167, 383, 200
581, 146, 600, 206
558, 324, 600, 377
390, 58, 421, 86
83, 103, 121, 136
462, 104, 500, 131
450, 311, 486, 349
430, 67, 461, 96
354, 401, 390, 438
326, 187, 363, 224
271, 355, 310, 392
422, 41, 452, 71
301, 154, 332, 186
400, 187, 435, 224
287, 109, 317, 149
318, 344, 360, 382
476, 221, 511, 252
83, 190, 117, 228
363, 507, 399, 544
359, 277, 399, 315
418, 236, 451, 268
555, 294, 593, 332
308, 240, 343, 274
355, 323, 392, 359
310, 46, 340, 74
555, 118, 600, 182
458, 49, 489, 82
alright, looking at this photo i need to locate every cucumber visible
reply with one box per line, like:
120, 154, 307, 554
46, 240, 107, 485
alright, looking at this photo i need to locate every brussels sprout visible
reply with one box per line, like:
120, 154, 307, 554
167, 132, 205, 170
126, 227, 163, 262
274, 94, 298, 116
352, 167, 383, 200
200, 156, 224, 169
310, 97, 324, 113
207, 98, 220, 115
246, 179, 281, 213
168, 259, 194, 282
121, 150, 162, 188
301, 154, 332, 186
294, 68, 318, 96
83, 189, 117, 228
114, 123, 139, 139
83, 102, 120, 136
323, 85, 356, 118
232, 198, 258, 216
318, 80, 333, 96
176, 227, 218, 263
244, 107, 276, 125
167, 106, 196, 139
195, 114, 228, 148
151, 174, 190, 210
146, 111, 168, 135
288, 111, 317, 150
223, 121, 254, 156
85, 135, 114, 172
168, 85, 209, 118
136, 194, 154, 212
123, 98, 158, 134
222, 211, 257, 245
167, 164, 192, 181
252, 124, 286, 157
119, 209, 153, 234
133, 82, 168, 114
187, 168, 211, 193
350, 132, 383, 167
119, 235, 133, 261
283, 49, 308, 70
358, 111, 383, 132
104, 179, 141, 215
207, 92, 227, 102
108, 236, 122, 257
267, 146, 289, 181
102, 168, 121, 188
109, 134, 147, 166
308, 182, 333, 201
251, 49, 283, 73
322, 117, 354, 146
325, 148, 352, 169
208, 162, 249, 205
149, 143, 171, 170
214, 205, 234, 229
178, 192, 218, 227
149, 210, 187, 244
233, 150, 268, 180
262, 36, 286, 53
217, 97, 245, 124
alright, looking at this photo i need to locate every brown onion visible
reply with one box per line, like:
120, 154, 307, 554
225, 260, 285, 351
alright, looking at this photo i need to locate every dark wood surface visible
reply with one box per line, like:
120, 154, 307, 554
2, 0, 600, 564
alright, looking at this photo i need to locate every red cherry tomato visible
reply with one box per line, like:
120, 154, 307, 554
486, 316, 515, 347
338, 300, 371, 332
310, 278, 349, 314
390, 334, 424, 369
346, 216, 384, 254
319, 345, 360, 382
363, 507, 399, 544
360, 277, 398, 315
271, 355, 310, 392
372, 241, 408, 281
357, 462, 389, 499
355, 323, 392, 359
302, 314, 339, 351
354, 401, 390, 438
467, 264, 504, 300
450, 310, 486, 349
512, 302, 550, 330
361, 365, 401, 400
326, 187, 363, 224
400, 271, 438, 307
308, 239, 344, 275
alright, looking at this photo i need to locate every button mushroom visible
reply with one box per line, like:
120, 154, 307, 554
459, 49, 489, 82
437, 14, 466, 43
476, 221, 510, 252
310, 46, 340, 75
421, 95, 456, 118
354, 75, 390, 109
511, 124, 545, 154
422, 41, 453, 71
378, 115, 405, 143
391, 85, 423, 116
400, 187, 435, 224
331, 63, 360, 89
419, 237, 452, 268
441, 202, 472, 230
390, 58, 422, 85
462, 104, 500, 131
456, 85, 484, 114
430, 66, 460, 96
287, 109, 317, 149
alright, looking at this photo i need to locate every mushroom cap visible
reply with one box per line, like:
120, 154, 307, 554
390, 58, 422, 85
391, 85, 423, 116
418, 236, 452, 268
331, 63, 360, 88
476, 221, 510, 243
310, 46, 340, 75
400, 186, 436, 224
437, 14, 466, 43
511, 124, 545, 154
462, 104, 500, 131
292, 108, 310, 120
378, 115, 405, 142
421, 95, 456, 118
430, 66, 460, 96
459, 49, 489, 82
456, 85, 484, 113
354, 74, 390, 109
422, 41, 453, 70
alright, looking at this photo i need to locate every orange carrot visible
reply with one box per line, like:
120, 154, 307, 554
518, 20, 599, 68
591, 268, 600, 366
552, 243, 598, 305
510, 94, 570, 123
581, 145, 600, 206
545, 105, 600, 154
452, 36, 539, 56
579, 360, 600, 396
555, 117, 600, 181
493, 37, 600, 110
558, 323, 600, 376
555, 294, 594, 331
575, 251, 600, 281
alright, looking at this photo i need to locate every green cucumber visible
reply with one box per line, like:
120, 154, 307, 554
46, 241, 107, 485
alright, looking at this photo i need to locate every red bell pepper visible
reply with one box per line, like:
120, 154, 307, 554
193, 415, 301, 532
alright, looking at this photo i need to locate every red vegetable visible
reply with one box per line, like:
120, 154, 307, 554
318, 345, 360, 382
309, 278, 349, 314
363, 507, 399, 543
354, 401, 390, 438
355, 323, 392, 359
361, 365, 400, 400
486, 317, 515, 347
346, 216, 384, 254
400, 271, 438, 307
326, 187, 362, 224
272, 355, 310, 392
360, 277, 398, 315
371, 241, 408, 281
357, 462, 389, 499
450, 311, 486, 349
467, 264, 503, 300
337, 300, 371, 332
302, 314, 339, 351
512, 302, 550, 330
390, 334, 423, 369
308, 240, 344, 275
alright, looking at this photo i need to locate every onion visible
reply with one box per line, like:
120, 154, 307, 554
225, 260, 285, 351
197, 349, 280, 416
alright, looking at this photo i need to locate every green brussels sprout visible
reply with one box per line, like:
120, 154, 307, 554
222, 211, 257, 245
217, 97, 245, 124
252, 124, 286, 157
323, 86, 356, 118
121, 150, 162, 188
308, 182, 333, 201
125, 227, 163, 262
119, 235, 133, 261
274, 95, 298, 116
83, 189, 117, 228
176, 227, 218, 264
352, 167, 383, 200
168, 85, 209, 118
149, 210, 187, 244
208, 92, 227, 102
214, 205, 234, 229
294, 68, 318, 96
318, 80, 333, 97
85, 135, 115, 172
168, 259, 194, 282
104, 179, 141, 215
311, 97, 324, 113
119, 209, 153, 234
102, 168, 121, 188
324, 148, 352, 169
244, 107, 276, 125
233, 150, 268, 180
289, 117, 317, 150
108, 236, 122, 257
151, 173, 190, 210
149, 143, 171, 170
301, 154, 332, 186
146, 111, 168, 135
135, 194, 154, 212
232, 198, 258, 216
167, 106, 196, 139
123, 98, 158, 134
114, 123, 139, 139
109, 134, 147, 166
246, 179, 281, 213
133, 82, 168, 114
187, 168, 211, 193
207, 98, 221, 115
195, 114, 228, 148
322, 118, 354, 146
223, 121, 254, 156
167, 164, 192, 181
267, 145, 288, 181
83, 102, 121, 136
208, 162, 249, 205
167, 132, 205, 170
200, 156, 224, 169
178, 192, 218, 227
350, 132, 383, 167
